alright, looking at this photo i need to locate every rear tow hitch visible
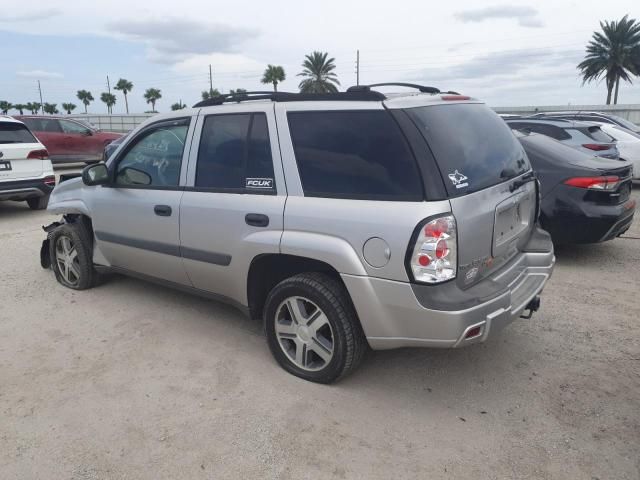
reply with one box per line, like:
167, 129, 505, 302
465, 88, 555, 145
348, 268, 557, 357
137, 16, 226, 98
520, 295, 541, 319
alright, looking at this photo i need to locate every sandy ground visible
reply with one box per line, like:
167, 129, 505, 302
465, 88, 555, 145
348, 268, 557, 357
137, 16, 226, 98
1, 176, 638, 479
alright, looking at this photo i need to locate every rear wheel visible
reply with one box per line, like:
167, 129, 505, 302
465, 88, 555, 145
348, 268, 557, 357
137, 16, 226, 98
27, 195, 49, 210
264, 273, 367, 383
49, 223, 97, 290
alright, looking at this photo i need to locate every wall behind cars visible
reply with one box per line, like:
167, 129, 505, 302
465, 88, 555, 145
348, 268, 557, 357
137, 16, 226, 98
64, 104, 639, 134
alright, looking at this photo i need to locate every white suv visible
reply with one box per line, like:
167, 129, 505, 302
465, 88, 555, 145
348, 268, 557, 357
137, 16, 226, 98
0, 116, 55, 209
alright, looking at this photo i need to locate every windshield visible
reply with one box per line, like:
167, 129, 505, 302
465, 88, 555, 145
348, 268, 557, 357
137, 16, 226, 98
608, 114, 639, 131
0, 122, 38, 144
406, 103, 530, 196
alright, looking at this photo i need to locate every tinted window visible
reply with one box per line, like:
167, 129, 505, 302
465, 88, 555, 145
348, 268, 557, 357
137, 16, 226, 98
21, 118, 62, 133
196, 113, 275, 192
507, 122, 571, 140
409, 104, 529, 196
115, 120, 189, 187
0, 122, 38, 144
59, 119, 90, 135
287, 110, 422, 200
585, 126, 614, 143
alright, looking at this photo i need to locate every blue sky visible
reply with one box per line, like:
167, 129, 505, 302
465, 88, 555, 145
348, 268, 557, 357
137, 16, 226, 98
1, 0, 639, 114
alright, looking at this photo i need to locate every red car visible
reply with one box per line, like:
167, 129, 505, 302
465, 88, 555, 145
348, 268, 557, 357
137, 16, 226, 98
16, 116, 122, 164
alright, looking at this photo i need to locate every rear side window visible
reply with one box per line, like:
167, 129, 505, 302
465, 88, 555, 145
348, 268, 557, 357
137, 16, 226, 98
21, 118, 62, 133
196, 113, 275, 193
507, 122, 571, 141
585, 127, 614, 143
408, 104, 529, 196
287, 110, 423, 201
0, 122, 38, 144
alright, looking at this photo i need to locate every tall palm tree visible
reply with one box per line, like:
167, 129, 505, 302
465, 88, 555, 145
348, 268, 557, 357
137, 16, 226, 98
43, 103, 59, 115
201, 88, 221, 100
144, 88, 162, 112
298, 51, 340, 93
62, 102, 77, 115
13, 104, 26, 115
0, 101, 13, 114
578, 15, 640, 104
261, 65, 286, 92
76, 90, 94, 113
100, 93, 117, 114
114, 78, 134, 114
171, 101, 186, 110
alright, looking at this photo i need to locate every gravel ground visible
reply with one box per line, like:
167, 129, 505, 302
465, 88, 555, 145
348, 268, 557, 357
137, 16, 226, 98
1, 182, 638, 480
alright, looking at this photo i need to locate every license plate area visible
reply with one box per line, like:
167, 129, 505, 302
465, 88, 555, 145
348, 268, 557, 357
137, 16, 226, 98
0, 161, 12, 171
493, 191, 531, 257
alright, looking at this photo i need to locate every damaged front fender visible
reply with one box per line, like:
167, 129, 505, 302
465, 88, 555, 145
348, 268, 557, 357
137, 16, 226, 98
40, 220, 64, 269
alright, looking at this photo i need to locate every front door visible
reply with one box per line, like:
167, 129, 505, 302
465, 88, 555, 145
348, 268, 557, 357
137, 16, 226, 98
179, 105, 286, 304
89, 117, 195, 285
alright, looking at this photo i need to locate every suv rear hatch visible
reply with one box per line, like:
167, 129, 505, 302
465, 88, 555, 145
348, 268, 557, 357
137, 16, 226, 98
405, 102, 537, 288
0, 122, 47, 180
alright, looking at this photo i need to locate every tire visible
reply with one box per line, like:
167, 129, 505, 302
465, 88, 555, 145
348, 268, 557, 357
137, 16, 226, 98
27, 195, 49, 210
264, 272, 367, 384
48, 222, 98, 290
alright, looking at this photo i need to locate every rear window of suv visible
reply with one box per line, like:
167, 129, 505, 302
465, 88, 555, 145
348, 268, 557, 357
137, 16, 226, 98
287, 110, 423, 201
407, 103, 530, 196
0, 122, 38, 144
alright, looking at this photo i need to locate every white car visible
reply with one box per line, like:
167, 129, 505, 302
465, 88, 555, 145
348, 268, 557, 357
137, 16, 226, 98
0, 116, 55, 209
595, 122, 640, 180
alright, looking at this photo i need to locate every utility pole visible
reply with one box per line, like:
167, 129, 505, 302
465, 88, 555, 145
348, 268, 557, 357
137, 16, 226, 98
356, 50, 360, 86
208, 64, 213, 94
107, 75, 111, 94
37, 80, 44, 113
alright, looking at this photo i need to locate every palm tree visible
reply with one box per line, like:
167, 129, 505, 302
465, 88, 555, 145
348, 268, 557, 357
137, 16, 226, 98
298, 51, 340, 93
43, 103, 59, 115
100, 93, 117, 114
261, 65, 286, 91
144, 88, 162, 112
114, 78, 133, 114
32, 102, 42, 114
13, 103, 26, 115
171, 101, 186, 110
62, 102, 77, 115
201, 88, 221, 100
578, 15, 640, 104
229, 88, 247, 94
76, 90, 94, 113
0, 101, 13, 114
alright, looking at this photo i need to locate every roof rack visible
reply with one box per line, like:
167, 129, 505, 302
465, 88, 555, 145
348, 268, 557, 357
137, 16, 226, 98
347, 83, 441, 94
193, 90, 386, 107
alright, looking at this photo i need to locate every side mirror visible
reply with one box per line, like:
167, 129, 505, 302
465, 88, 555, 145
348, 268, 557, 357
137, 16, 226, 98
82, 163, 109, 186
83, 129, 93, 136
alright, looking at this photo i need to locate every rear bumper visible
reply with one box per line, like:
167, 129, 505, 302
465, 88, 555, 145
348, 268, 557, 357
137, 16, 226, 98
542, 196, 636, 244
342, 228, 555, 350
0, 176, 55, 201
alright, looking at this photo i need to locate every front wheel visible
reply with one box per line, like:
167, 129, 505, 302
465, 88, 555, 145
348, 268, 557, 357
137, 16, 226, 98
49, 223, 97, 290
264, 273, 367, 383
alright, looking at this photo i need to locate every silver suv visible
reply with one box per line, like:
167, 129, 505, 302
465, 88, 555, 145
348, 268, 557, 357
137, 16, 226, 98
41, 85, 555, 383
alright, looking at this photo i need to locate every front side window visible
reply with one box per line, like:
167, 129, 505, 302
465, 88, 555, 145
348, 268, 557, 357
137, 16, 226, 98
287, 110, 423, 201
115, 120, 189, 187
195, 113, 275, 192
59, 120, 91, 135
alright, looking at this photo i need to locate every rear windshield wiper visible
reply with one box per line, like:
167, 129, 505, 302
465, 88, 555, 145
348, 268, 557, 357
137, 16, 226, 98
508, 171, 536, 193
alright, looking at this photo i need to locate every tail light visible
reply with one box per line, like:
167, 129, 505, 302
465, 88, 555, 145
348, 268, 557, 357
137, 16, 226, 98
441, 95, 470, 101
582, 143, 611, 151
564, 176, 620, 190
27, 149, 49, 160
407, 215, 457, 284
43, 176, 56, 186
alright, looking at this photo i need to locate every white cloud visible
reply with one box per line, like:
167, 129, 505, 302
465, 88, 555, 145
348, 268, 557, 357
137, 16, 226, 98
0, 9, 62, 22
108, 17, 259, 64
16, 70, 63, 79
454, 5, 544, 28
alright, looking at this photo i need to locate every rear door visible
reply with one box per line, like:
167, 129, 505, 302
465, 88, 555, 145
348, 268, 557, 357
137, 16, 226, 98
406, 103, 536, 287
89, 117, 195, 284
22, 118, 67, 159
179, 104, 286, 304
58, 119, 99, 161
0, 121, 45, 181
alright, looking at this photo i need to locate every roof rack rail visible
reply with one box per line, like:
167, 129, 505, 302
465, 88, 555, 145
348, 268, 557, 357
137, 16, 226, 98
193, 90, 385, 107
347, 83, 441, 94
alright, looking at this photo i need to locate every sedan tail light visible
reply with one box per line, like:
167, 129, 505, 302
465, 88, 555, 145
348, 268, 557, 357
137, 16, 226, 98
564, 176, 620, 190
582, 143, 612, 151
407, 215, 457, 284
27, 149, 49, 160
